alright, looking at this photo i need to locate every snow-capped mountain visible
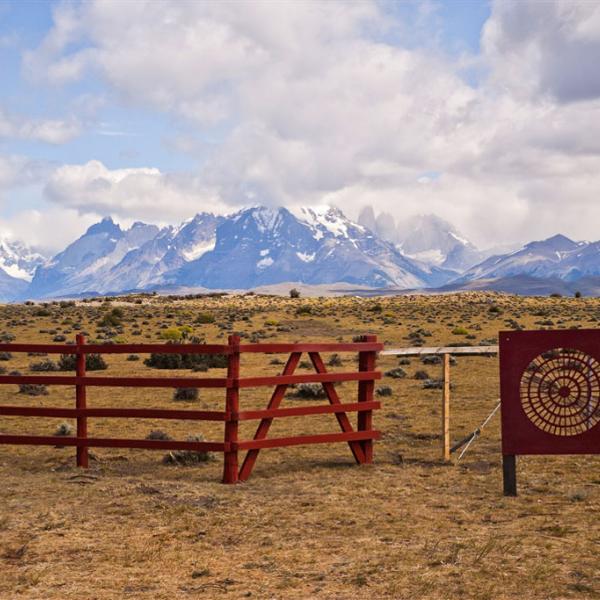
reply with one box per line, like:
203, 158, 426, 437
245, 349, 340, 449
95, 212, 222, 292
28, 218, 161, 297
16, 208, 600, 300
0, 239, 46, 281
456, 234, 599, 283
28, 213, 223, 297
358, 208, 484, 272
23, 206, 454, 298
172, 206, 451, 289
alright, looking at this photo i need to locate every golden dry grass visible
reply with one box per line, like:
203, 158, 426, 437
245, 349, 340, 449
0, 292, 599, 599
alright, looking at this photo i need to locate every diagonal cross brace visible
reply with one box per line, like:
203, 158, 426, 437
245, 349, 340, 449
238, 351, 302, 481
308, 352, 366, 464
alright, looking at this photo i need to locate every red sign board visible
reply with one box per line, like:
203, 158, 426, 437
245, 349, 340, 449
499, 329, 600, 494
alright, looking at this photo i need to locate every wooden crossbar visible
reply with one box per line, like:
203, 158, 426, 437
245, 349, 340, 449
0, 334, 381, 483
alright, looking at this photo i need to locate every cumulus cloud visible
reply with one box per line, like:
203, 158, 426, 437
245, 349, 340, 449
0, 207, 98, 253
14, 0, 600, 247
45, 160, 227, 222
482, 0, 600, 103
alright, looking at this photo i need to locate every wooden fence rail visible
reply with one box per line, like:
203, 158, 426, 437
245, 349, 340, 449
0, 335, 382, 483
381, 345, 499, 461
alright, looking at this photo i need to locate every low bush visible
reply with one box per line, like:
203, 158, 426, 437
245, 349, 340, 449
144, 350, 227, 370
162, 435, 214, 465
376, 386, 393, 397
327, 353, 343, 367
385, 367, 406, 379
30, 359, 58, 372
19, 383, 48, 396
195, 313, 216, 324
54, 422, 74, 436
57, 353, 108, 371
173, 388, 199, 402
291, 383, 327, 399
146, 430, 172, 441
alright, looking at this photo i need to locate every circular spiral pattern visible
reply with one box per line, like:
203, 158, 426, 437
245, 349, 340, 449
520, 348, 600, 436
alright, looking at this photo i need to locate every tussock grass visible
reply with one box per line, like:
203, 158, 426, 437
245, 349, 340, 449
0, 292, 599, 598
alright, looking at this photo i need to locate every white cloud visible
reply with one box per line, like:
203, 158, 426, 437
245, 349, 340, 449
44, 159, 228, 223
0, 107, 81, 144
14, 0, 600, 247
0, 207, 97, 254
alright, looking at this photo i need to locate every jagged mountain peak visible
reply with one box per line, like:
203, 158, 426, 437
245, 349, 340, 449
85, 216, 122, 237
524, 234, 579, 252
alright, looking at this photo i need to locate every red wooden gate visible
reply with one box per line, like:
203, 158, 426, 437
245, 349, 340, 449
499, 329, 600, 495
0, 334, 382, 483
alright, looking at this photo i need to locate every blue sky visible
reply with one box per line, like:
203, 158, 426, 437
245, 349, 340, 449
0, 0, 599, 252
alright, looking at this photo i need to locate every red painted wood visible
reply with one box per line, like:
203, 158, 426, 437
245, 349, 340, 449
357, 335, 377, 463
308, 351, 366, 464
0, 406, 227, 421
79, 343, 231, 355
238, 351, 302, 481
236, 401, 381, 421
0, 343, 78, 354
0, 435, 226, 452
235, 430, 381, 451
0, 375, 230, 388
500, 329, 600, 456
238, 343, 383, 353
0, 334, 383, 483
223, 335, 241, 484
238, 371, 380, 388
75, 334, 88, 468
0, 343, 230, 355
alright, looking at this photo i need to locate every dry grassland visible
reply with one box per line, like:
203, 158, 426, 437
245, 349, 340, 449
0, 292, 599, 599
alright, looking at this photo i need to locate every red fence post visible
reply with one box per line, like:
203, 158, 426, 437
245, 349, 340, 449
357, 334, 377, 464
223, 334, 240, 483
75, 334, 88, 468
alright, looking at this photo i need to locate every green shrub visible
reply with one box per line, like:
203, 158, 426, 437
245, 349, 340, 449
99, 308, 124, 327
57, 353, 108, 371
162, 435, 214, 465
195, 313, 215, 324
385, 367, 407, 379
54, 422, 74, 436
291, 383, 327, 399
289, 288, 301, 299
30, 359, 58, 372
19, 384, 48, 396
173, 388, 199, 401
451, 327, 469, 335
144, 349, 227, 370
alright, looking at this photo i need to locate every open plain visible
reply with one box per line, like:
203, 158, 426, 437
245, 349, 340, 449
0, 292, 599, 599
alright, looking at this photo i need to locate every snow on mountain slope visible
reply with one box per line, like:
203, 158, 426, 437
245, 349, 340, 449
456, 234, 597, 282
99, 213, 222, 292
27, 218, 160, 297
0, 239, 46, 281
358, 208, 484, 273
172, 206, 440, 290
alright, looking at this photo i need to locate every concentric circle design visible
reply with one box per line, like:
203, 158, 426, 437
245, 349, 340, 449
520, 348, 600, 436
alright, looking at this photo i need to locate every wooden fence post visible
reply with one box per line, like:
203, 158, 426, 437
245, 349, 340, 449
442, 353, 450, 462
503, 454, 517, 496
223, 334, 240, 483
358, 334, 377, 464
75, 334, 88, 468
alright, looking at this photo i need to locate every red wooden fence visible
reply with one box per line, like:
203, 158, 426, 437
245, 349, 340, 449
0, 334, 382, 483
